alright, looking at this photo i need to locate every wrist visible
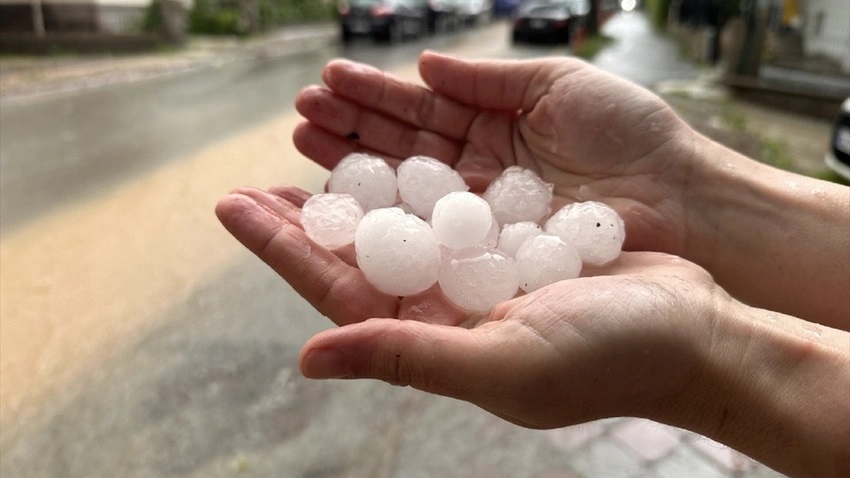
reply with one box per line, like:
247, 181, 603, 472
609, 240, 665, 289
658, 295, 850, 477
677, 134, 850, 326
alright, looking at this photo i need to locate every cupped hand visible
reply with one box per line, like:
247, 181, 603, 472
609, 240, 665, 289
294, 51, 699, 255
216, 185, 722, 429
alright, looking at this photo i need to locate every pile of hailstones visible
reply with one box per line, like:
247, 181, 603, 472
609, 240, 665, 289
301, 153, 626, 313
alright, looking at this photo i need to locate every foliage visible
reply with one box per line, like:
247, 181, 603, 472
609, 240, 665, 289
186, 0, 336, 35
812, 169, 850, 186
574, 34, 614, 59
645, 0, 672, 30
258, 0, 336, 29
189, 0, 242, 35
142, 0, 164, 33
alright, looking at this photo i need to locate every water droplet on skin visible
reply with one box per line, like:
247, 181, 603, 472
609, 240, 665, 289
802, 324, 823, 338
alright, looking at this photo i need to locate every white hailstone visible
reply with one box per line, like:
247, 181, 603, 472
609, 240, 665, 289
480, 214, 500, 248
394, 201, 417, 215
483, 166, 553, 225
497, 221, 543, 258
355, 207, 440, 296
438, 247, 519, 312
397, 155, 468, 218
515, 233, 582, 293
544, 201, 625, 266
431, 192, 492, 250
301, 193, 364, 250
328, 153, 397, 212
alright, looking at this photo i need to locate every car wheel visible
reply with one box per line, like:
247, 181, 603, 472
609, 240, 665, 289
341, 27, 353, 44
512, 30, 524, 43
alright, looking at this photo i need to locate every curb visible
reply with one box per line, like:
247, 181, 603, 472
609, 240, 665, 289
0, 24, 338, 103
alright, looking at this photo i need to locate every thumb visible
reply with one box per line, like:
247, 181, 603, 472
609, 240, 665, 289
418, 50, 579, 113
299, 318, 525, 401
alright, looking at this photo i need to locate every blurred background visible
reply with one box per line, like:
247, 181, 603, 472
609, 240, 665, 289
1, 1, 848, 477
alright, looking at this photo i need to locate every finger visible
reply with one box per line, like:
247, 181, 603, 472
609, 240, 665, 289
299, 318, 539, 407
418, 51, 579, 113
231, 186, 303, 227
232, 186, 360, 267
295, 86, 463, 164
292, 122, 395, 171
268, 184, 313, 208
321, 59, 479, 142
215, 193, 397, 325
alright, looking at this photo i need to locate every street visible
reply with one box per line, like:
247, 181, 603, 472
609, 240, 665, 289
1, 13, 788, 478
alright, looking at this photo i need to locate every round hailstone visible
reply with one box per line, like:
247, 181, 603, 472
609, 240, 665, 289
431, 192, 492, 249
515, 233, 582, 293
480, 214, 500, 248
438, 247, 519, 312
483, 166, 553, 225
497, 221, 543, 258
355, 207, 440, 296
301, 193, 364, 250
397, 155, 468, 218
544, 201, 626, 266
328, 153, 397, 212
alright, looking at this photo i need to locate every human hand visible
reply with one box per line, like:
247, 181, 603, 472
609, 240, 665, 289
215, 185, 719, 428
294, 51, 699, 256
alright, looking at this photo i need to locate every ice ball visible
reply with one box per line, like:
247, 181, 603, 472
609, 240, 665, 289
544, 201, 625, 266
355, 207, 440, 296
483, 166, 553, 225
438, 247, 519, 312
397, 155, 468, 218
431, 192, 492, 250
328, 153, 397, 212
480, 214, 500, 248
497, 221, 543, 258
301, 193, 364, 250
516, 233, 582, 293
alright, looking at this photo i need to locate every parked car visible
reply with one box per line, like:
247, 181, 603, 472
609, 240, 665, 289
825, 97, 850, 180
511, 0, 589, 44
493, 0, 522, 16
447, 0, 493, 26
338, 0, 428, 43
422, 0, 460, 33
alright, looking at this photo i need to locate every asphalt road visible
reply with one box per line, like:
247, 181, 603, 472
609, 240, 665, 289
0, 14, 699, 478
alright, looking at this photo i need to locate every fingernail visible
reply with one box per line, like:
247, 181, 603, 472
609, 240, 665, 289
303, 348, 350, 379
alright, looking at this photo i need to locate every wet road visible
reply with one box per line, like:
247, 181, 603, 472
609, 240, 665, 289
0, 13, 699, 478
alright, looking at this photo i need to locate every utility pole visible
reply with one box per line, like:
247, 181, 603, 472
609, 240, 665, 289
31, 0, 45, 37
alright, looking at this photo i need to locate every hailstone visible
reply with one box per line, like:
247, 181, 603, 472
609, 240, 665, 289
480, 214, 500, 248
397, 155, 468, 218
544, 201, 625, 266
483, 166, 553, 225
438, 247, 519, 312
497, 221, 543, 258
301, 193, 364, 250
328, 153, 397, 212
515, 233, 582, 293
354, 207, 440, 296
431, 192, 492, 250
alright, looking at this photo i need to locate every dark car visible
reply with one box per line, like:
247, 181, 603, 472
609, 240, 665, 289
825, 97, 850, 180
339, 0, 428, 43
422, 0, 460, 33
446, 0, 493, 26
511, 0, 589, 44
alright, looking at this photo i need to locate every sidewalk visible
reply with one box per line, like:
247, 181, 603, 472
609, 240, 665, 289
0, 23, 338, 102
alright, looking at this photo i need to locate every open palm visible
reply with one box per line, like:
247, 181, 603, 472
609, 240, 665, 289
215, 184, 717, 428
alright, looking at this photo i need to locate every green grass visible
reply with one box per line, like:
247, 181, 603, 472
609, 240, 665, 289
812, 169, 850, 186
574, 34, 614, 60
